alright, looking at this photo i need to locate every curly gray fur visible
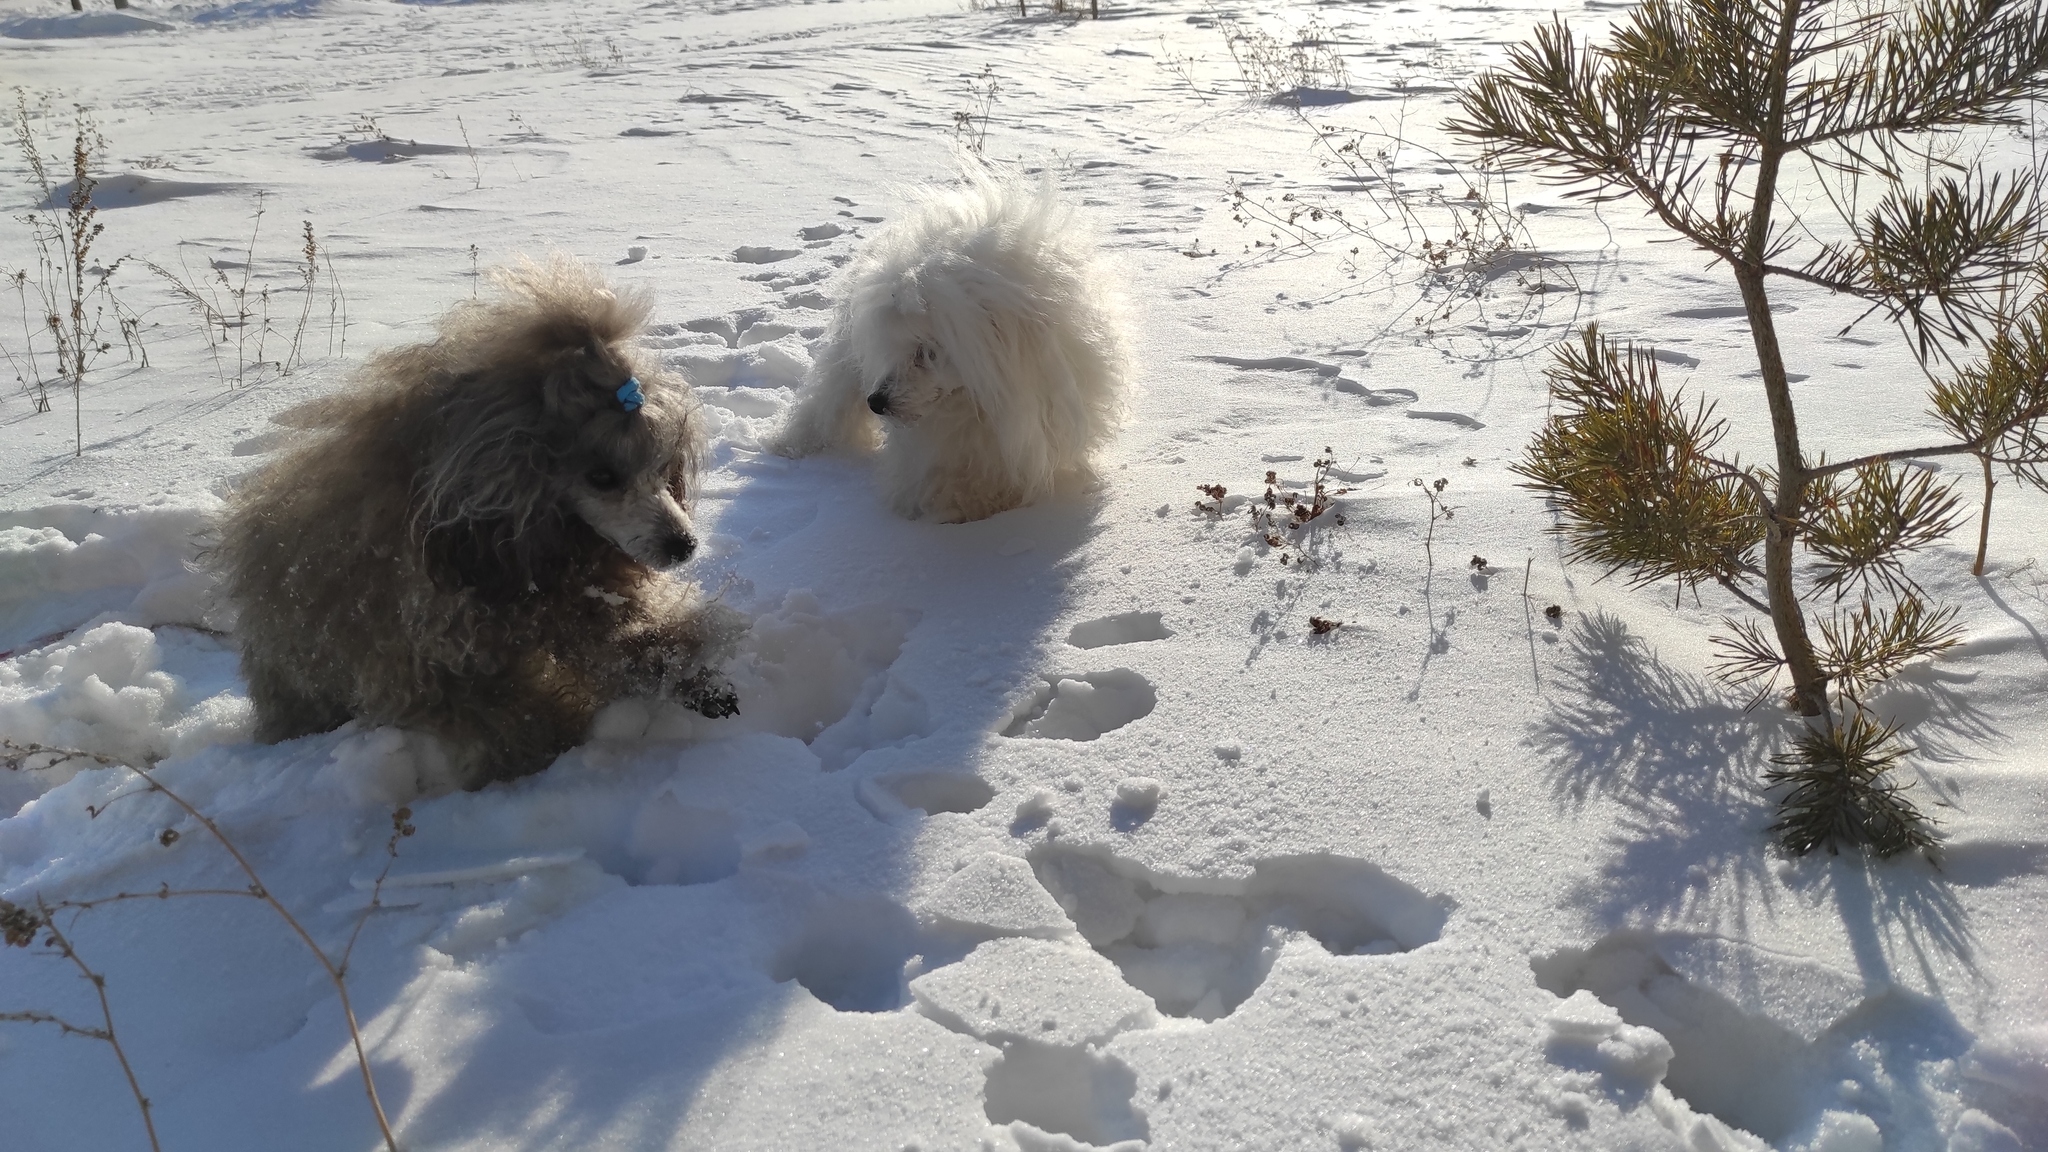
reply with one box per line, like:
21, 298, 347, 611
216, 258, 742, 789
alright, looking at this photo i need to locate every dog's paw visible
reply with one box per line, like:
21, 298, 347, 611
684, 678, 741, 719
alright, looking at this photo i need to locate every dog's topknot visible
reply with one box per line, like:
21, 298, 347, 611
438, 255, 655, 374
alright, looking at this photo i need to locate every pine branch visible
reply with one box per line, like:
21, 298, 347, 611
1445, 19, 1740, 260
1766, 711, 1938, 856
1708, 613, 1787, 705
1801, 172, 2043, 354
1802, 461, 1967, 600
1931, 286, 2048, 488
1817, 594, 1966, 692
1714, 573, 1773, 614
1518, 326, 1768, 593
1808, 285, 2048, 478
1785, 0, 2048, 149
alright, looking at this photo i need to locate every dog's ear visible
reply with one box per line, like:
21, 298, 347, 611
421, 509, 586, 600
958, 305, 1063, 488
541, 334, 618, 417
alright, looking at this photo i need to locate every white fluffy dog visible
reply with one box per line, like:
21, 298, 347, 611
772, 174, 1129, 523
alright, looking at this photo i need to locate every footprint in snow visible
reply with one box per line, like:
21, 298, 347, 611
1211, 354, 1420, 408
1404, 410, 1486, 429
307, 138, 465, 163
733, 245, 802, 264
1066, 611, 1172, 650
1001, 669, 1157, 741
1030, 846, 1448, 1021
856, 771, 997, 823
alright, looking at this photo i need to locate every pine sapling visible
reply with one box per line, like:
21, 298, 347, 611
1448, 0, 2048, 854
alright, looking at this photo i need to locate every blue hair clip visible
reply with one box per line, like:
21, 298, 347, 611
616, 376, 645, 413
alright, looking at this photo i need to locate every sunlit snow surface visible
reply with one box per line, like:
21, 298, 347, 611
2, 0, 2046, 1149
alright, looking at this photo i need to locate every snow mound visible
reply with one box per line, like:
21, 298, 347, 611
0, 623, 250, 807
38, 173, 241, 210
0, 504, 222, 655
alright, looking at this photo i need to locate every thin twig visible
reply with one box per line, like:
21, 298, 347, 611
1806, 407, 2048, 480
33, 902, 163, 1152
48, 885, 264, 912
0, 1008, 108, 1039
113, 765, 401, 1151
339, 808, 415, 982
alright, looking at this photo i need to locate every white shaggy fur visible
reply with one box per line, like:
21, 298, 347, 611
772, 174, 1130, 523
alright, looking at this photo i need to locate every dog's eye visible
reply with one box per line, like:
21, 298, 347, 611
912, 344, 935, 369
585, 468, 621, 491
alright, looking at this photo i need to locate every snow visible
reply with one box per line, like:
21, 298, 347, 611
1, 0, 2045, 1148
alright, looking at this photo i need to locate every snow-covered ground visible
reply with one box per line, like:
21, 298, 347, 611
2, 0, 2045, 1149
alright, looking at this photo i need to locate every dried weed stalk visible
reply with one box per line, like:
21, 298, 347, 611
146, 192, 345, 390
954, 64, 1000, 156
1196, 448, 1353, 567
8, 94, 145, 452
0, 739, 409, 1151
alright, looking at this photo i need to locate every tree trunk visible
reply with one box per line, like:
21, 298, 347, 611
1737, 0, 1828, 718
1735, 263, 1828, 716
1972, 453, 1995, 576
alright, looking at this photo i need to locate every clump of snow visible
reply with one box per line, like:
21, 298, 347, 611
0, 505, 221, 654
1803, 1110, 1884, 1152
1545, 989, 1675, 1084
1113, 776, 1163, 812
918, 852, 1077, 940
1965, 1026, 2048, 1098
1540, 989, 1768, 1150
314, 724, 460, 806
1533, 934, 1863, 1143
1014, 787, 1058, 826
0, 622, 249, 798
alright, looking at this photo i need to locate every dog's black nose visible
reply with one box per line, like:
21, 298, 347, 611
660, 533, 697, 565
866, 390, 890, 415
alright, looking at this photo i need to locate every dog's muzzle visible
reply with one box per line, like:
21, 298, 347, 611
866, 389, 890, 416
659, 532, 697, 566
